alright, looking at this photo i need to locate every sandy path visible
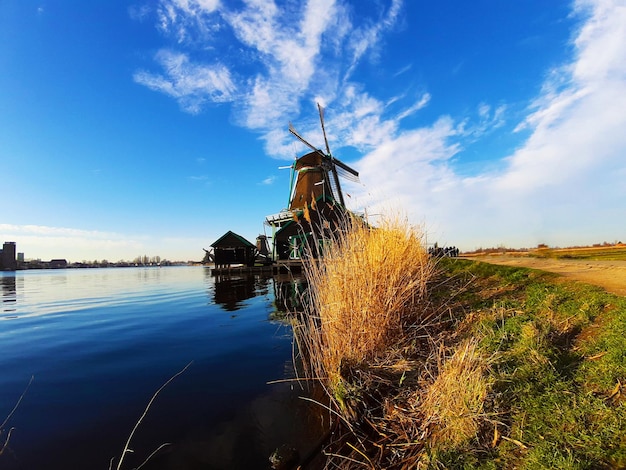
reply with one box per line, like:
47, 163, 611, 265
467, 255, 626, 297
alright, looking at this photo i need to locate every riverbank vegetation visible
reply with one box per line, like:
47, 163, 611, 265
295, 217, 626, 469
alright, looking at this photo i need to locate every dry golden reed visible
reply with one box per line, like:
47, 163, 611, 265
297, 213, 436, 393
419, 339, 490, 449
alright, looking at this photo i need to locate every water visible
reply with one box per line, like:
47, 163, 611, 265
0, 267, 322, 469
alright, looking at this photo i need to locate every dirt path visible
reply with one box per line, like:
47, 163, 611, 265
466, 255, 626, 297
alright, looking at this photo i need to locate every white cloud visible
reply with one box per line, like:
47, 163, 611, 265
351, 0, 626, 249
343, 0, 402, 79
496, 0, 626, 193
355, 117, 460, 212
134, 0, 405, 157
226, 0, 344, 133
133, 50, 235, 113
157, 0, 221, 43
260, 175, 276, 185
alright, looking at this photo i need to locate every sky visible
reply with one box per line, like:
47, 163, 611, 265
1, 0, 625, 262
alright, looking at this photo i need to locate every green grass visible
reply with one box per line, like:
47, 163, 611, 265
430, 259, 626, 469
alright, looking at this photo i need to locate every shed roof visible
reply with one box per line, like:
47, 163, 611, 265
210, 230, 255, 248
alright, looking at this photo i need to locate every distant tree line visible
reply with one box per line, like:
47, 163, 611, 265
75, 256, 171, 268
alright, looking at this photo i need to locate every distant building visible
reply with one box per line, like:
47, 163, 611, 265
17, 252, 25, 262
49, 259, 68, 269
1, 242, 17, 271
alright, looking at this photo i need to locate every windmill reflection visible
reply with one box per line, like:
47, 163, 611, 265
272, 274, 308, 316
208, 269, 308, 318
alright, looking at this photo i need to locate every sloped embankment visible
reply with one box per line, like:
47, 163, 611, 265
295, 228, 626, 468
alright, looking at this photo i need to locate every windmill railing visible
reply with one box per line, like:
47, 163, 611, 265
265, 210, 296, 224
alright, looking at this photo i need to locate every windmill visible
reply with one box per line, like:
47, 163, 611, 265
287, 103, 359, 210
264, 104, 361, 263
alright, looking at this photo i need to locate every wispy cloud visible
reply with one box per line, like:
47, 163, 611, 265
188, 175, 209, 181
495, 0, 626, 193
134, 50, 235, 113
0, 224, 126, 239
128, 4, 151, 22
396, 93, 431, 121
133, 0, 407, 155
157, 0, 221, 43
393, 64, 412, 78
343, 0, 402, 80
259, 175, 276, 185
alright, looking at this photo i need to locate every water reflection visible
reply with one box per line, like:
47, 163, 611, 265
1, 274, 17, 313
209, 270, 309, 317
273, 274, 308, 315
210, 273, 271, 311
138, 380, 329, 470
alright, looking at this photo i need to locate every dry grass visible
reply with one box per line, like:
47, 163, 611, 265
291, 214, 503, 468
419, 339, 491, 449
296, 214, 436, 394
292, 213, 458, 467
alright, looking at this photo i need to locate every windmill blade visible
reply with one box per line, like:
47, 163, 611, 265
318, 103, 331, 155
335, 165, 361, 183
327, 171, 343, 203
332, 158, 359, 179
288, 123, 325, 157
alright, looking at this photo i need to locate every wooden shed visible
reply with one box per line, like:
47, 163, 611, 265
210, 231, 256, 268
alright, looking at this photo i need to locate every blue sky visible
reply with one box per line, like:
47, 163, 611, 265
1, 0, 625, 262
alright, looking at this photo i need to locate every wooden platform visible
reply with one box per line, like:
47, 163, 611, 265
210, 260, 303, 275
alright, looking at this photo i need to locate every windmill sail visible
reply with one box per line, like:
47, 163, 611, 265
327, 172, 342, 202
318, 103, 331, 155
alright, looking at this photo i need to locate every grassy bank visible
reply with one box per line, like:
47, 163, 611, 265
295, 220, 626, 469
